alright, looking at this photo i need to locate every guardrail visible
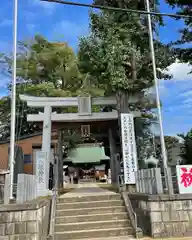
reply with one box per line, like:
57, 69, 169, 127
118, 174, 141, 239
49, 186, 57, 240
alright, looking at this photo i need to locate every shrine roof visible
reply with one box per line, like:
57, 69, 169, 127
64, 145, 110, 164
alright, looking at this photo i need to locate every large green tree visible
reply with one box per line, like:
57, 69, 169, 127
0, 35, 98, 141
166, 1, 192, 67
1, 35, 83, 95
78, 0, 175, 112
78, 0, 176, 168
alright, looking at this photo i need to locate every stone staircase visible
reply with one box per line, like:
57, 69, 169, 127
54, 191, 134, 240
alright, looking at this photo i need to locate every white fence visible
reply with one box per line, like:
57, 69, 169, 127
16, 174, 37, 204
3, 174, 37, 204
4, 174, 11, 204
135, 168, 174, 194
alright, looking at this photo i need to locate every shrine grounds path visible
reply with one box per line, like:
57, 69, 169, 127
77, 237, 192, 240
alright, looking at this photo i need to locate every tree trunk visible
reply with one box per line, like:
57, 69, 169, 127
61, 65, 66, 90
115, 90, 129, 186
131, 52, 137, 82
116, 53, 137, 192
61, 77, 65, 90
116, 90, 129, 114
116, 52, 136, 114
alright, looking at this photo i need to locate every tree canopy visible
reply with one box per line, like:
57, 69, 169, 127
78, 0, 175, 114
178, 129, 192, 165
166, 1, 192, 67
1, 35, 83, 96
77, 0, 178, 168
0, 35, 100, 141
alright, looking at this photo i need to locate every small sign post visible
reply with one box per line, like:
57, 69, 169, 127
176, 165, 192, 194
35, 151, 47, 196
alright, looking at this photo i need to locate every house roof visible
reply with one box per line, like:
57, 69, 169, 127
0, 130, 59, 145
64, 145, 110, 164
0, 132, 42, 145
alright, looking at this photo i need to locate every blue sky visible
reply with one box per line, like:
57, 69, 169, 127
0, 0, 191, 136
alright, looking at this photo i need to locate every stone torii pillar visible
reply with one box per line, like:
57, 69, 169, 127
41, 106, 52, 192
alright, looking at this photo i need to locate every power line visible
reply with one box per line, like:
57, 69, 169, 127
41, 0, 192, 19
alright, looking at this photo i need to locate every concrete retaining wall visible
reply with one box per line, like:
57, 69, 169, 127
129, 193, 192, 238
0, 197, 51, 240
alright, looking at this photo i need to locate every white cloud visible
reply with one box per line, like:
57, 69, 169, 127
164, 60, 192, 81
148, 62, 192, 99
182, 97, 192, 105
32, 0, 55, 14
0, 41, 12, 52
147, 80, 169, 102
158, 80, 169, 97
56, 20, 87, 37
163, 104, 191, 113
23, 11, 37, 22
178, 89, 192, 98
52, 20, 88, 47
0, 74, 10, 88
147, 61, 192, 136
163, 123, 191, 136
26, 24, 36, 33
0, 19, 12, 27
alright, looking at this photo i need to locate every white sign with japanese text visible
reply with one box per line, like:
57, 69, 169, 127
176, 165, 192, 194
35, 151, 47, 196
121, 113, 138, 184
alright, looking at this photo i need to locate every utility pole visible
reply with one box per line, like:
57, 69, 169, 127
9, 0, 18, 200
145, 0, 171, 193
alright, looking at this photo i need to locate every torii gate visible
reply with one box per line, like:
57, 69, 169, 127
20, 94, 143, 195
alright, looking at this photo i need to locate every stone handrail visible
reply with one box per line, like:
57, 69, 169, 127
120, 190, 143, 238
0, 196, 50, 212
0, 196, 51, 240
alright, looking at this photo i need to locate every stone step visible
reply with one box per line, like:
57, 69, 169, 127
55, 212, 129, 224
56, 206, 126, 217
55, 219, 131, 232
57, 194, 121, 203
56, 200, 123, 210
6, 234, 36, 240
76, 237, 135, 240
55, 227, 133, 240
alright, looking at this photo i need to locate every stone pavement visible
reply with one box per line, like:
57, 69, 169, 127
76, 237, 192, 240
59, 183, 117, 198
63, 182, 102, 189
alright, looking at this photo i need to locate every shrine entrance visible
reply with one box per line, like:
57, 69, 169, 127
20, 94, 141, 196
64, 143, 110, 183
52, 121, 118, 185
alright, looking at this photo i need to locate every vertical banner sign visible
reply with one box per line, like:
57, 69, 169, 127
176, 165, 192, 194
35, 151, 47, 196
121, 113, 138, 184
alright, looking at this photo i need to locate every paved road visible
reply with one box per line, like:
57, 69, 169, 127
70, 187, 107, 193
